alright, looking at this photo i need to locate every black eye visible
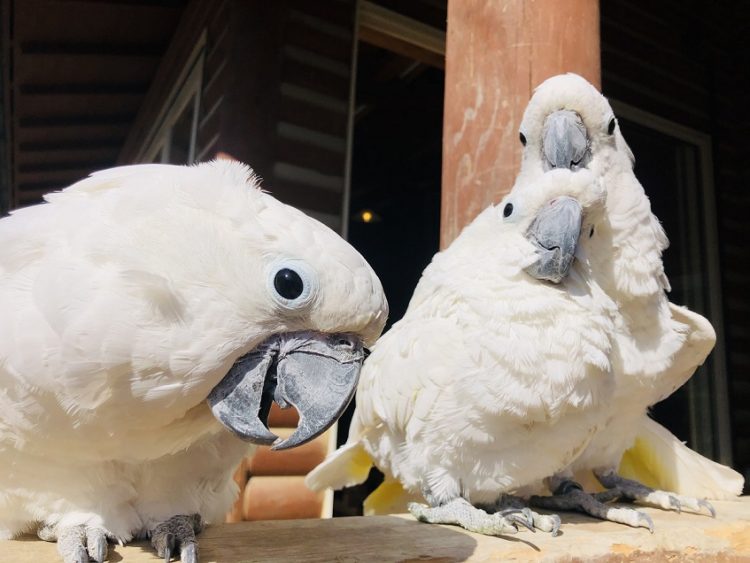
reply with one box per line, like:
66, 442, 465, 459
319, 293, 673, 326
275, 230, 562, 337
589, 225, 595, 238
273, 268, 303, 300
503, 203, 514, 218
607, 118, 616, 135
519, 132, 527, 146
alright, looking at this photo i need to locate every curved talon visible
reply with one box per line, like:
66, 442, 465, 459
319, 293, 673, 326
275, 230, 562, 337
163, 532, 175, 562
639, 512, 655, 534
181, 542, 198, 563
497, 507, 534, 532
519, 508, 536, 532
86, 528, 108, 563
700, 499, 716, 518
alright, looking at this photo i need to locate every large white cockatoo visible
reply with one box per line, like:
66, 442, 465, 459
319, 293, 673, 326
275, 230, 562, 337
513, 73, 743, 524
0, 161, 388, 563
308, 168, 624, 536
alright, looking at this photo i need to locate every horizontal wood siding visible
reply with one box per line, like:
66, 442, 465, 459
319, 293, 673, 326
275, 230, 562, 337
214, 0, 356, 233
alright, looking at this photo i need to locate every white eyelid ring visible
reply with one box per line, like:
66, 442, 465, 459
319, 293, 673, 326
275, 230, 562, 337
266, 258, 320, 310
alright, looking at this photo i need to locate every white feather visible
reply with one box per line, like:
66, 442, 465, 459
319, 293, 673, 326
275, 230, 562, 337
517, 74, 741, 498
309, 170, 620, 506
0, 160, 387, 540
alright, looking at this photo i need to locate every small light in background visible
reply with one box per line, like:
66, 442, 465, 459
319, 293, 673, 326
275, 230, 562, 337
353, 209, 381, 223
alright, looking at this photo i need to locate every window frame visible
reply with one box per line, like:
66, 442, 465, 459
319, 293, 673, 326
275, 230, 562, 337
137, 31, 207, 165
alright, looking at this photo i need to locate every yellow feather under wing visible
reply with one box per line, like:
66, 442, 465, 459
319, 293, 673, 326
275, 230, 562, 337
363, 479, 421, 515
305, 441, 374, 492
620, 416, 744, 499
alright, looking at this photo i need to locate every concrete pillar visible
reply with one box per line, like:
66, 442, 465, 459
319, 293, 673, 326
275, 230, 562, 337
441, 0, 600, 246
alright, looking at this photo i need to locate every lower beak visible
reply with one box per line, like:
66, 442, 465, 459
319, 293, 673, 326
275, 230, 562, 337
524, 196, 583, 283
207, 331, 364, 450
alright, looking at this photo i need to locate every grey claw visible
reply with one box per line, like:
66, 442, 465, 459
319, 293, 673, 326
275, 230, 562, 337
700, 499, 716, 518
181, 542, 198, 563
639, 512, 655, 534
500, 507, 535, 532
164, 532, 175, 562
520, 508, 536, 532
87, 528, 108, 563
668, 495, 681, 513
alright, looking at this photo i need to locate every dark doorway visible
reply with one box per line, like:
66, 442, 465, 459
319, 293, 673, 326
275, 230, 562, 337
334, 41, 444, 516
347, 42, 444, 326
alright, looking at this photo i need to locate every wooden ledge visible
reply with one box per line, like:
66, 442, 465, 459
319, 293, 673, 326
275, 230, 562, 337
1, 498, 748, 561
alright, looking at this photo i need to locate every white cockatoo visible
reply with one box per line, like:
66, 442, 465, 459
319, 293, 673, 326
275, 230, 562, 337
0, 160, 388, 563
513, 73, 743, 524
308, 168, 625, 536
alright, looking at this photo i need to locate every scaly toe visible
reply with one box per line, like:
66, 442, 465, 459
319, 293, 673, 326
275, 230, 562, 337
151, 515, 201, 563
408, 502, 430, 521
85, 526, 109, 562
535, 513, 562, 536
497, 507, 534, 532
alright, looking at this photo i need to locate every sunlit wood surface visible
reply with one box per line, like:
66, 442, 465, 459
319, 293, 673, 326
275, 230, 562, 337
1, 498, 748, 562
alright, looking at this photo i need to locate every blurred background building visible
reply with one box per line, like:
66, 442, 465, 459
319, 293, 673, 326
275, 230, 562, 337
1, 0, 747, 517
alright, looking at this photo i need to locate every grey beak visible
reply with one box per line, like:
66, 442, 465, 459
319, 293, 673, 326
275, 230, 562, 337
207, 331, 364, 450
524, 196, 583, 283
542, 110, 591, 171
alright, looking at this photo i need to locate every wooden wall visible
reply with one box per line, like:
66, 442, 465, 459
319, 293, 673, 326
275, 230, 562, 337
601, 0, 750, 488
203, 0, 357, 233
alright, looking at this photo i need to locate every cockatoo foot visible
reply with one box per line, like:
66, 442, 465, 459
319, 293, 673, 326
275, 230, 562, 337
530, 480, 654, 533
150, 514, 203, 563
408, 497, 534, 536
38, 523, 109, 563
594, 469, 716, 517
480, 495, 562, 536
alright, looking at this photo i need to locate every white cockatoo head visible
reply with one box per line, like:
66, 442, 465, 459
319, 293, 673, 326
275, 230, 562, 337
501, 168, 606, 283
47, 160, 388, 449
514, 73, 669, 297
439, 168, 606, 287
516, 73, 634, 182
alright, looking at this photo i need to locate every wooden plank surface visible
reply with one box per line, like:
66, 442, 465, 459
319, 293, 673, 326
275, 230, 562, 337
1, 498, 748, 562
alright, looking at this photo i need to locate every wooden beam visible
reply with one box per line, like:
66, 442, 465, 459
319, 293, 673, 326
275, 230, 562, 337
358, 0, 445, 69
20, 41, 164, 57
440, 0, 600, 247
19, 114, 133, 128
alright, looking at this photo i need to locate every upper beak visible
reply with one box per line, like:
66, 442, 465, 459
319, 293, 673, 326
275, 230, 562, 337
207, 331, 364, 450
524, 196, 583, 283
542, 110, 591, 171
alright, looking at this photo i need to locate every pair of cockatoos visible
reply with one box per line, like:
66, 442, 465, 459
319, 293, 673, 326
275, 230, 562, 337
306, 74, 743, 535
0, 161, 388, 562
